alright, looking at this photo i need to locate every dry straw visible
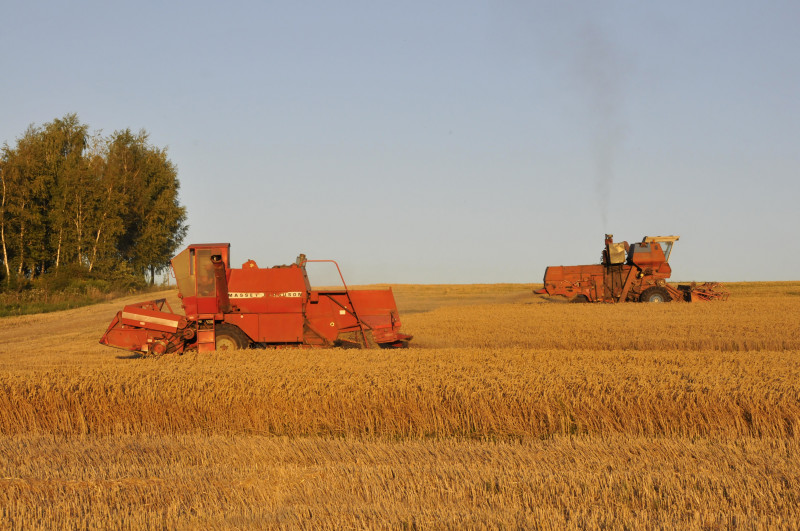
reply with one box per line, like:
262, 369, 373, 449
0, 281, 798, 528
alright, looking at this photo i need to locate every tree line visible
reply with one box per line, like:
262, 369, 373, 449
0, 114, 187, 290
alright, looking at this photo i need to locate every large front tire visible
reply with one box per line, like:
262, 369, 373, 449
215, 324, 250, 351
640, 286, 671, 303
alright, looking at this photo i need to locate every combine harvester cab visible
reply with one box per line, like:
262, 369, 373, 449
100, 243, 411, 355
534, 234, 728, 303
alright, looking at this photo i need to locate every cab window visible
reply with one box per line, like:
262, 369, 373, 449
196, 249, 217, 297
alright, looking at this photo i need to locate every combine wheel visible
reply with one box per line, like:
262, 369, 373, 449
571, 295, 589, 303
640, 286, 671, 303
215, 324, 251, 351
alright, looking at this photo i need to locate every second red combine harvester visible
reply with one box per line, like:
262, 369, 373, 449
100, 243, 412, 355
534, 234, 728, 303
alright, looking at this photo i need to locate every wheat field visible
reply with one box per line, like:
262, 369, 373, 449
1, 282, 799, 529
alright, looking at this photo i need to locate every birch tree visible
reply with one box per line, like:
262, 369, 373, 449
0, 116, 188, 289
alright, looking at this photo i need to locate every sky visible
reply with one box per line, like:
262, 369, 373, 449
2, 1, 798, 284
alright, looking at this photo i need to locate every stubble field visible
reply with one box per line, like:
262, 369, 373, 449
1, 282, 799, 529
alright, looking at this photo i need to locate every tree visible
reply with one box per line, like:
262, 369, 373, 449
0, 115, 188, 289
134, 149, 188, 284
85, 133, 124, 273
104, 129, 187, 284
40, 114, 91, 272
0, 126, 51, 282
0, 156, 9, 284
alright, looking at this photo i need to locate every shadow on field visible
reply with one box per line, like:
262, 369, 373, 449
538, 295, 574, 304
115, 353, 144, 360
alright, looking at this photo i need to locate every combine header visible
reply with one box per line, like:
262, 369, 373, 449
534, 234, 728, 303
100, 243, 412, 355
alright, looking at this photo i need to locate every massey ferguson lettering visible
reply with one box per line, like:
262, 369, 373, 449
228, 291, 302, 299
228, 292, 266, 299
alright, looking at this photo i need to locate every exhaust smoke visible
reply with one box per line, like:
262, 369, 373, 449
575, 24, 626, 229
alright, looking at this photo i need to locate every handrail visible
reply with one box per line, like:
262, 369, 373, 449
299, 259, 371, 347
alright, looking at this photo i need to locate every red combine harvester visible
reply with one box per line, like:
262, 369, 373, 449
100, 243, 412, 355
534, 234, 728, 303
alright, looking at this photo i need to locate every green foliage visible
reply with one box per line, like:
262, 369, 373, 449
0, 263, 154, 317
0, 114, 187, 293
0, 265, 105, 317
105, 261, 149, 293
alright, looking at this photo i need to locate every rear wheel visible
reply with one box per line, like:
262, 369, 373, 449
640, 286, 671, 303
215, 324, 250, 351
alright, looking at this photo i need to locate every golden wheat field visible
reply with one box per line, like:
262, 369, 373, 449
1, 282, 799, 529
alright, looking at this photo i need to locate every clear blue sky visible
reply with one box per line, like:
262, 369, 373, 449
2, 1, 798, 283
